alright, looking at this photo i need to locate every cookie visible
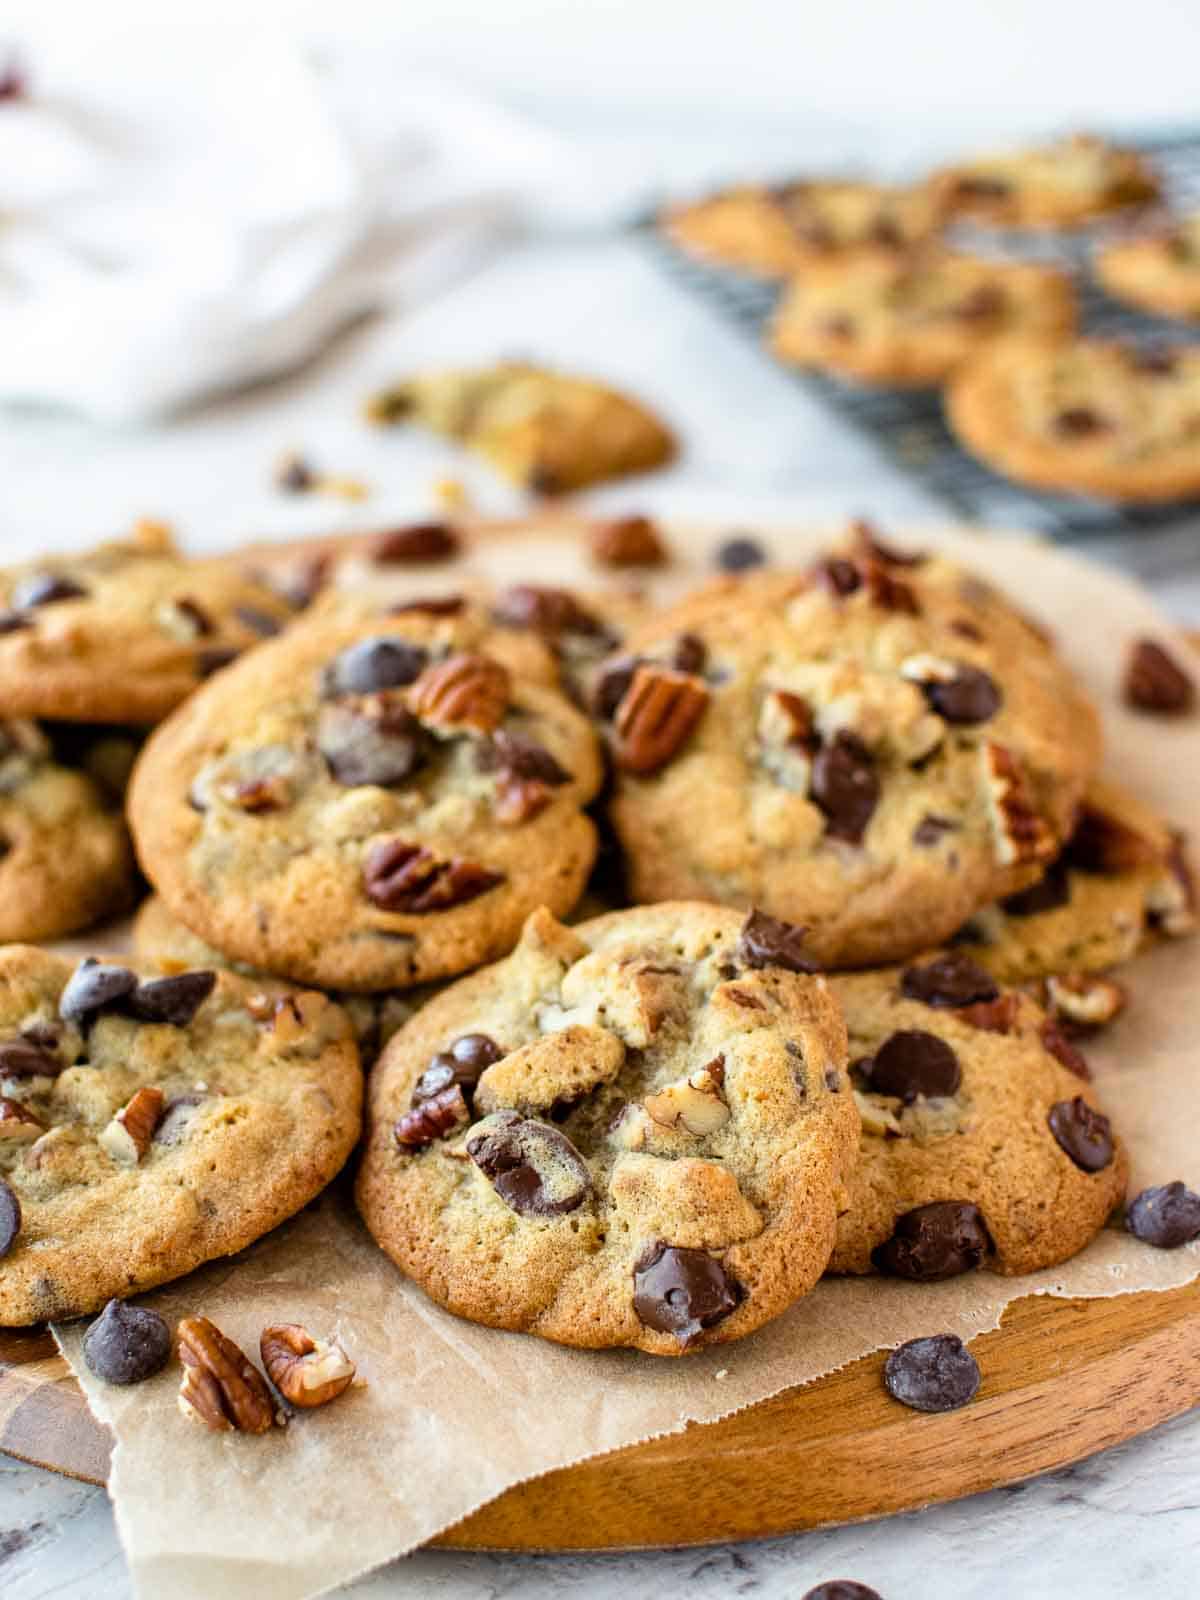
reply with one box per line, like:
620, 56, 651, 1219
357, 903, 858, 1354
934, 133, 1159, 228
0, 526, 298, 724
364, 363, 676, 495
599, 527, 1101, 968
827, 955, 1127, 1277
128, 605, 604, 992
946, 335, 1200, 503
955, 777, 1195, 986
1096, 214, 1200, 322
768, 247, 1076, 388
0, 947, 361, 1324
132, 895, 428, 1065
662, 179, 942, 278
0, 721, 134, 942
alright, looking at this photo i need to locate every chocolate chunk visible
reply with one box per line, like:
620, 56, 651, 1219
412, 1033, 503, 1108
196, 646, 240, 678
475, 731, 569, 786
866, 1031, 961, 1102
714, 535, 765, 572
883, 1334, 981, 1413
872, 1201, 992, 1281
1054, 407, 1107, 438
492, 585, 603, 636
802, 1587, 882, 1600
0, 1038, 63, 1078
322, 637, 429, 697
672, 633, 707, 676
923, 666, 1001, 725
913, 814, 956, 847
1048, 1096, 1114, 1171
371, 522, 461, 564
82, 1299, 172, 1385
527, 464, 562, 497
592, 655, 641, 720
128, 971, 216, 1027
467, 1112, 592, 1217
1001, 860, 1071, 916
388, 595, 467, 617
0, 612, 33, 634
814, 557, 862, 596
632, 1242, 741, 1345
10, 573, 88, 610
737, 908, 819, 973
811, 733, 878, 844
363, 839, 503, 913
318, 700, 429, 788
235, 605, 283, 638
59, 958, 138, 1026
1123, 639, 1195, 715
900, 953, 999, 1009
0, 1179, 19, 1259
1126, 1182, 1200, 1248
870, 216, 903, 248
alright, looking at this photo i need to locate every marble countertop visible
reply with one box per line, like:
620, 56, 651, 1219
3, 224, 1200, 1600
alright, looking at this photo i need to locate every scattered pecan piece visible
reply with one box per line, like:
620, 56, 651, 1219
99, 1086, 165, 1166
260, 1324, 356, 1408
371, 522, 460, 564
589, 515, 668, 568
407, 653, 510, 735
1123, 639, 1195, 715
614, 665, 708, 776
364, 839, 503, 913
956, 992, 1021, 1034
1036, 972, 1127, 1034
177, 1317, 276, 1433
393, 1084, 469, 1148
981, 743, 1056, 868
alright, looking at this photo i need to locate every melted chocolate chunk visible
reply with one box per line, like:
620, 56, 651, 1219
591, 655, 641, 720
865, 1031, 961, 1102
632, 1242, 741, 1345
475, 731, 569, 785
923, 666, 1001, 725
883, 1333, 981, 1413
736, 909, 819, 973
127, 971, 216, 1027
1048, 1096, 1114, 1171
318, 701, 429, 788
59, 958, 138, 1026
899, 953, 999, 1010
321, 637, 429, 698
872, 1201, 992, 1281
1125, 1182, 1200, 1249
467, 1113, 591, 1217
412, 1033, 503, 1109
82, 1299, 172, 1385
811, 733, 878, 844
492, 586, 603, 637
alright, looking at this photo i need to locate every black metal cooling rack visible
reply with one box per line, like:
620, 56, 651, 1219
638, 131, 1200, 541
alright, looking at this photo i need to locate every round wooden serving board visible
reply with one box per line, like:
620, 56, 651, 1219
1, 1279, 1198, 1551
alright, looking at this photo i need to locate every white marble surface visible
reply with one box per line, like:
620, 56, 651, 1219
4, 143, 1200, 1599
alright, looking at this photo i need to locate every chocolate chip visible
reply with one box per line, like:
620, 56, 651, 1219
811, 732, 878, 844
475, 731, 569, 786
814, 557, 862, 596
412, 1033, 503, 1108
388, 595, 467, 618
235, 605, 283, 638
900, 953, 999, 1009
872, 1201, 992, 1281
196, 647, 240, 678
0, 1179, 19, 1259
1123, 639, 1194, 715
592, 655, 641, 720
321, 637, 429, 697
1126, 1182, 1200, 1248
363, 839, 503, 913
467, 1112, 592, 1217
1054, 407, 1107, 438
672, 633, 707, 675
59, 958, 138, 1026
632, 1242, 741, 1345
736, 908, 819, 973
1129, 347, 1178, 377
923, 666, 1001, 724
371, 523, 461, 564
318, 700, 429, 787
492, 585, 603, 636
0, 1038, 63, 1078
866, 1031, 961, 1102
128, 971, 216, 1027
913, 814, 956, 847
1001, 860, 1071, 916
82, 1299, 172, 1385
1048, 1096, 1114, 1171
883, 1334, 981, 1413
11, 573, 88, 609
715, 535, 765, 572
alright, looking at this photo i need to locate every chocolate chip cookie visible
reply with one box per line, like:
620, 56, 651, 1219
357, 903, 858, 1355
828, 955, 1127, 1277
0, 526, 297, 724
365, 363, 676, 495
768, 247, 1076, 388
0, 948, 361, 1324
1096, 214, 1200, 322
128, 606, 604, 991
600, 528, 1101, 968
934, 133, 1160, 227
947, 335, 1200, 503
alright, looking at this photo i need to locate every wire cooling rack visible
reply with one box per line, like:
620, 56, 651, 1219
638, 132, 1200, 541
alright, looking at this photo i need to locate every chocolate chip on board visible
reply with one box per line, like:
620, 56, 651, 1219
1125, 1182, 1200, 1248
58, 958, 138, 1026
1048, 1096, 1115, 1172
736, 908, 819, 973
883, 1333, 981, 1413
899, 953, 999, 1010
0, 1178, 20, 1258
466, 1112, 592, 1217
865, 1031, 961, 1102
872, 1200, 993, 1281
82, 1299, 172, 1385
1123, 639, 1195, 715
632, 1242, 741, 1345
810, 732, 879, 843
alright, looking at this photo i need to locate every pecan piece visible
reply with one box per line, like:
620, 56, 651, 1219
643, 1057, 729, 1135
99, 1086, 165, 1166
1124, 639, 1195, 714
614, 665, 708, 776
589, 515, 668, 568
260, 1323, 356, 1408
981, 743, 1056, 868
493, 585, 604, 637
177, 1317, 275, 1433
406, 653, 510, 736
1037, 972, 1127, 1034
364, 839, 503, 913
371, 522, 460, 564
393, 1084, 469, 1148
956, 992, 1021, 1035
0, 1097, 43, 1140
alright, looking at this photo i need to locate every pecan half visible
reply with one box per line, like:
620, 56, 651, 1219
589, 515, 668, 568
260, 1323, 356, 1408
364, 839, 504, 913
393, 1083, 469, 1148
406, 653, 510, 735
981, 743, 1056, 868
614, 665, 708, 776
99, 1086, 165, 1166
177, 1317, 276, 1433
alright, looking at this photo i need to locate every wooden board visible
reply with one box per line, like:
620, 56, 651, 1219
2, 1279, 1198, 1551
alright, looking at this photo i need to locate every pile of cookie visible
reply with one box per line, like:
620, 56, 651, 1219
664, 132, 1200, 503
0, 515, 1196, 1425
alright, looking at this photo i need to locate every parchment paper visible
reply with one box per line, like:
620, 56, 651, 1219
52, 521, 1200, 1600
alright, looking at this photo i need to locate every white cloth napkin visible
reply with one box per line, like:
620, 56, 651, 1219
0, 28, 605, 423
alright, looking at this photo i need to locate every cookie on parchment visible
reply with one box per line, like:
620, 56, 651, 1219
0, 948, 361, 1324
768, 247, 1076, 388
828, 954, 1127, 1278
933, 133, 1159, 228
1095, 214, 1200, 322
128, 605, 604, 992
357, 903, 858, 1355
598, 527, 1101, 968
946, 336, 1200, 503
0, 527, 297, 725
365, 363, 676, 495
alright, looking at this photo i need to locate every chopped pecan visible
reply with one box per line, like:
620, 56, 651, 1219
614, 665, 708, 776
0, 1098, 42, 1140
1037, 972, 1127, 1034
493, 774, 554, 824
260, 1324, 356, 1408
589, 515, 668, 568
956, 992, 1021, 1034
1147, 835, 1197, 936
364, 839, 504, 913
981, 743, 1056, 868
1040, 1019, 1091, 1080
643, 1057, 729, 1135
99, 1086, 165, 1166
406, 653, 510, 735
177, 1317, 276, 1433
393, 1084, 469, 1148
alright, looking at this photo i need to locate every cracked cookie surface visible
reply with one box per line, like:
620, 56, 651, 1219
357, 903, 858, 1355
